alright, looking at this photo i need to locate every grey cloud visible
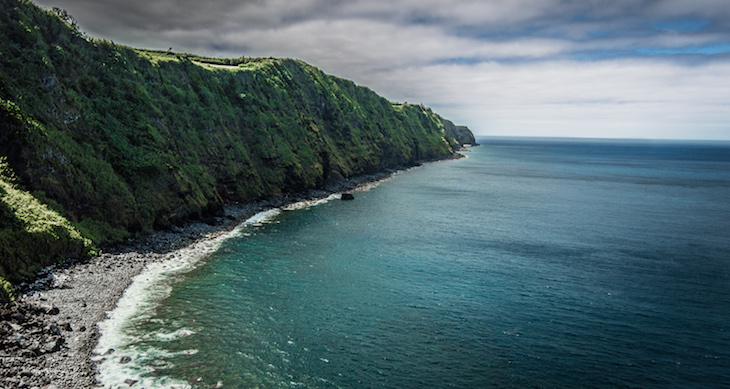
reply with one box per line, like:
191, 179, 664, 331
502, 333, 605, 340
30, 0, 730, 139
34, 0, 730, 50
35, 0, 326, 38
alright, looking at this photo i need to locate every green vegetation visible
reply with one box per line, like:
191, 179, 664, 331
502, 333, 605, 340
1, 157, 94, 294
0, 276, 15, 301
0, 0, 475, 290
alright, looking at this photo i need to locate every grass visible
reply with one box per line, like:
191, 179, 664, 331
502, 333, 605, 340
0, 158, 95, 289
0, 0, 474, 288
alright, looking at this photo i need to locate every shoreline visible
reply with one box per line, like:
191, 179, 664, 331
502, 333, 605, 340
0, 161, 452, 388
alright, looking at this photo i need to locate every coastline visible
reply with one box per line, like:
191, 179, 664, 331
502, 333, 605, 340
0, 161, 457, 388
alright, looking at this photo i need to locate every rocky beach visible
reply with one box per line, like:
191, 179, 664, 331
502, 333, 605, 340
0, 3, 478, 387
0, 171, 410, 389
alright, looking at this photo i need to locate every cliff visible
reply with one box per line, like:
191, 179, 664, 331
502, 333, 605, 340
0, 0, 475, 295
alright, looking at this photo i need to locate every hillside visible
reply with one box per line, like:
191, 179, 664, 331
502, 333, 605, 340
0, 0, 476, 297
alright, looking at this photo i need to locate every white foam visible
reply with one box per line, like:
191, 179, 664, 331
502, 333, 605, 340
93, 191, 388, 387
282, 179, 390, 211
152, 328, 196, 341
282, 194, 339, 211
93, 345, 193, 389
94, 208, 282, 388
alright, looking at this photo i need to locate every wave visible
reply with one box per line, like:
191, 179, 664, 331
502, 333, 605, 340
92, 208, 282, 388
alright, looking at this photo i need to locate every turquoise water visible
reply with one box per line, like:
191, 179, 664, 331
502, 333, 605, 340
98, 138, 730, 388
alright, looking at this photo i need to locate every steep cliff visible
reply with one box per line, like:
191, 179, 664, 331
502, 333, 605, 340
0, 0, 475, 292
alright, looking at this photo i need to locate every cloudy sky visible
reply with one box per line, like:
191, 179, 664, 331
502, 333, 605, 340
35, 0, 730, 140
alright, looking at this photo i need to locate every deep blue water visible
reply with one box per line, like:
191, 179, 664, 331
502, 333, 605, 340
98, 137, 730, 388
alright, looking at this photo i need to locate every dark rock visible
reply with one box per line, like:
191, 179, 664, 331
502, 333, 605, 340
124, 378, 138, 386
45, 307, 59, 315
341, 193, 355, 200
324, 171, 347, 191
57, 322, 72, 331
46, 324, 61, 335
12, 312, 27, 321
119, 356, 132, 364
42, 336, 64, 353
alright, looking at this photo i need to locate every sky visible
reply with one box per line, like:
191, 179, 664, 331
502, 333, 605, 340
34, 0, 730, 140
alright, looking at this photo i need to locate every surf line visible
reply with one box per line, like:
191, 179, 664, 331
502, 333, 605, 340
91, 172, 400, 387
92, 207, 282, 388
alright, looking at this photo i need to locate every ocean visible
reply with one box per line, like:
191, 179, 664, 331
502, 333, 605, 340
95, 137, 730, 388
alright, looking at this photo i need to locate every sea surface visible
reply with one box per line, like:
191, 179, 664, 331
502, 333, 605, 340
95, 137, 730, 388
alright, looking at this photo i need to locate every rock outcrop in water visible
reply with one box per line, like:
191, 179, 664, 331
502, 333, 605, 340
0, 0, 476, 292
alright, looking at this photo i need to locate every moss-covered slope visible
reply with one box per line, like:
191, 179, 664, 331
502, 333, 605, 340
0, 0, 475, 290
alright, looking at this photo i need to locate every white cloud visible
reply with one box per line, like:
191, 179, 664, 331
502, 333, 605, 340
33, 0, 730, 139
369, 59, 730, 139
214, 19, 570, 72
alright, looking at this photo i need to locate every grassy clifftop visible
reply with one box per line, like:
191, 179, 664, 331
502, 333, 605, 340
0, 0, 475, 293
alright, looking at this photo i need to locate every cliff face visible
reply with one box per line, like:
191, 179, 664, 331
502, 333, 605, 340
0, 0, 475, 289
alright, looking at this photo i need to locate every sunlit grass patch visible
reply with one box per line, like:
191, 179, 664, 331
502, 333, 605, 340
0, 158, 95, 285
